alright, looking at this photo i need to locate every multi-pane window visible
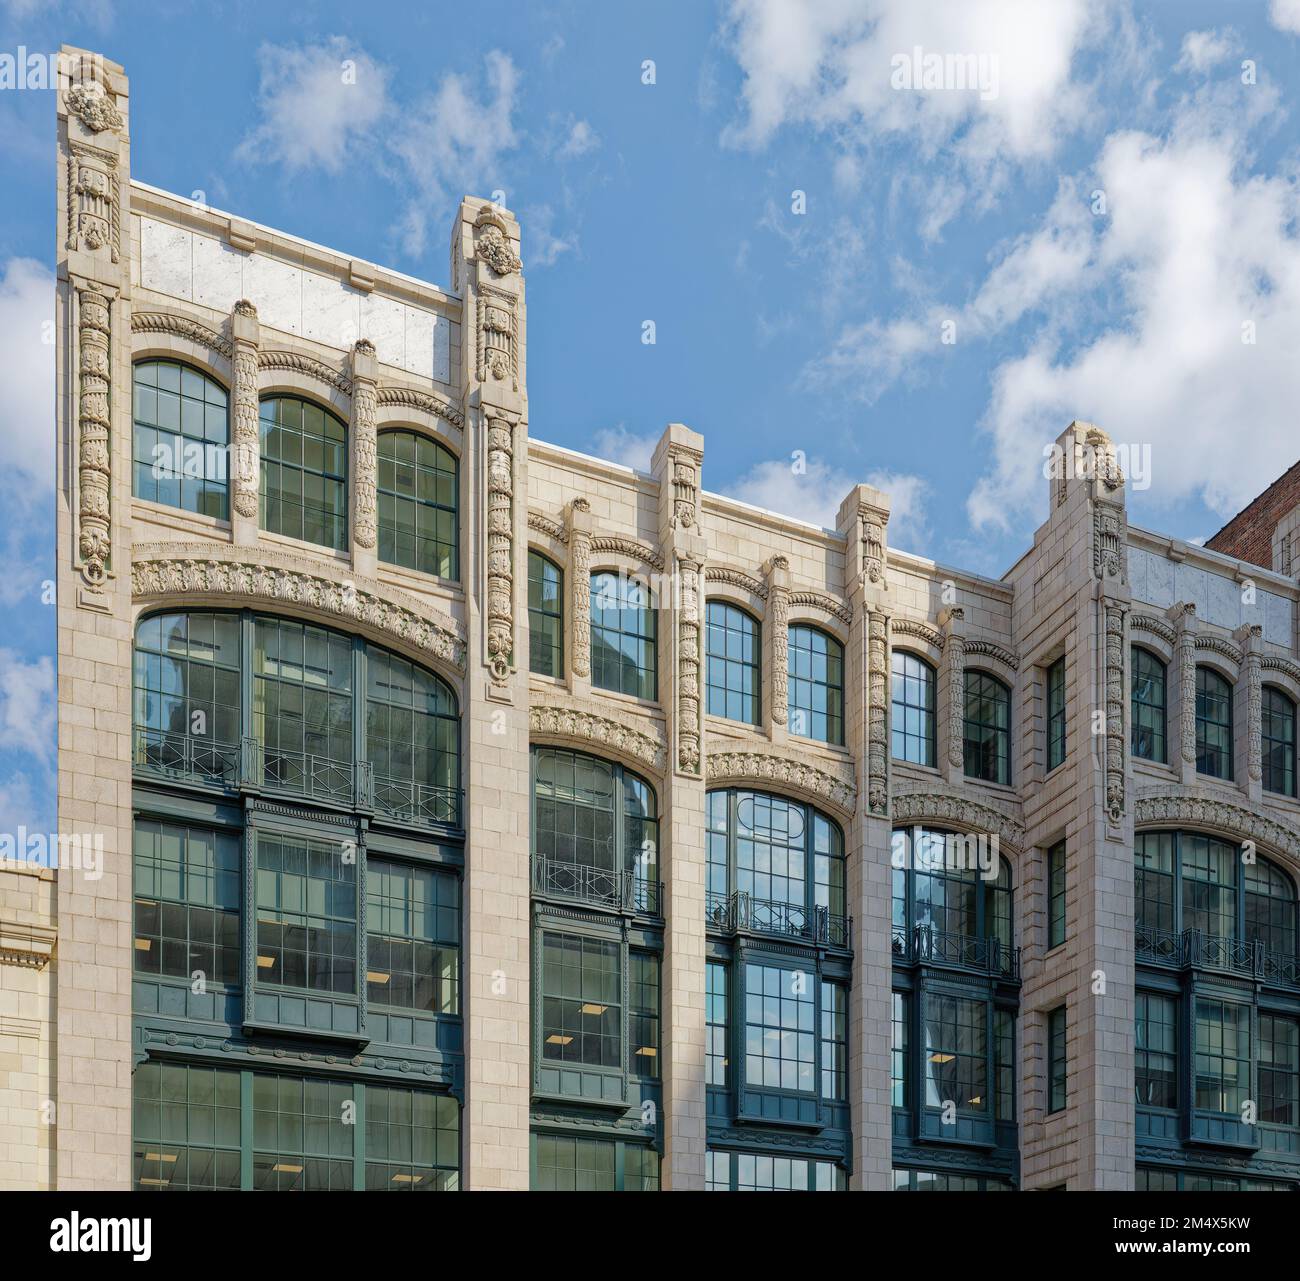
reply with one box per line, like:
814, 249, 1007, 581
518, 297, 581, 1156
744, 964, 816, 1093
1131, 647, 1167, 763
1246, 859, 1298, 960
994, 1008, 1015, 1120
1260, 1014, 1300, 1128
251, 1074, 353, 1190
706, 962, 728, 1087
1194, 999, 1250, 1115
1135, 993, 1177, 1109
259, 396, 347, 551
364, 1086, 459, 1190
1047, 1005, 1067, 1114
590, 572, 657, 699
892, 1169, 1015, 1191
1263, 686, 1297, 797
366, 646, 460, 825
1047, 840, 1067, 949
532, 1136, 658, 1192
1139, 1167, 1291, 1192
540, 933, 622, 1069
707, 1150, 845, 1191
132, 360, 229, 517
705, 600, 760, 724
924, 994, 987, 1114
528, 551, 563, 677
133, 1062, 241, 1191
1134, 831, 1175, 937
820, 982, 848, 1102
1195, 666, 1233, 780
366, 860, 460, 1015
253, 618, 354, 801
1046, 657, 1066, 771
964, 670, 1011, 784
891, 650, 936, 766
1182, 834, 1237, 940
376, 430, 458, 579
133, 819, 240, 987
788, 625, 844, 745
133, 611, 241, 783
629, 951, 660, 1078
891, 991, 909, 1107
254, 835, 357, 995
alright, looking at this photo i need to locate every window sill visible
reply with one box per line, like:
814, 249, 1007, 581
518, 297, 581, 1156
132, 496, 232, 536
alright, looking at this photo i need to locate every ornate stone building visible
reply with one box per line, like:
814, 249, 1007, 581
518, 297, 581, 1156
17, 47, 1300, 1190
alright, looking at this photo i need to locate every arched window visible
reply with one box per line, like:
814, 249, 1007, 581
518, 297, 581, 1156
1263, 686, 1297, 797
530, 747, 659, 912
366, 646, 460, 824
260, 396, 347, 551
590, 572, 657, 700
891, 650, 935, 766
964, 671, 1011, 785
788, 625, 844, 746
133, 611, 241, 783
1131, 646, 1167, 763
377, 429, 459, 579
1195, 667, 1233, 779
528, 551, 564, 677
706, 601, 760, 725
132, 360, 229, 517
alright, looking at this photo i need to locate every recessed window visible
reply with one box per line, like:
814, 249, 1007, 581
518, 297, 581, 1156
1046, 657, 1066, 771
252, 1074, 353, 1190
891, 991, 909, 1108
707, 1150, 845, 1191
788, 625, 844, 745
540, 932, 621, 1069
1047, 840, 1066, 950
744, 964, 816, 1092
891, 650, 936, 766
820, 981, 848, 1103
1047, 1006, 1067, 1114
365, 1086, 460, 1191
377, 429, 458, 579
132, 360, 229, 518
133, 1062, 241, 1191
590, 572, 657, 700
532, 1135, 658, 1192
1259, 1014, 1300, 1128
1135, 992, 1177, 1109
1131, 647, 1167, 763
630, 951, 660, 1078
366, 860, 460, 1015
705, 600, 760, 724
528, 551, 563, 677
259, 397, 347, 551
1194, 998, 1249, 1115
964, 670, 1011, 784
706, 962, 728, 1087
924, 994, 990, 1115
1263, 686, 1297, 797
1195, 666, 1233, 780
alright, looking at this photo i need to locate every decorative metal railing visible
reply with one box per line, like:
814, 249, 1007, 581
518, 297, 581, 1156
1137, 925, 1300, 988
252, 739, 355, 805
370, 769, 462, 828
892, 924, 1021, 979
531, 856, 661, 916
132, 728, 240, 786
706, 891, 852, 949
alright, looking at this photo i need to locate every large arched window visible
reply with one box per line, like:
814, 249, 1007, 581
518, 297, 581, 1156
1195, 666, 1233, 780
788, 625, 844, 746
1131, 646, 1167, 763
706, 600, 760, 725
132, 360, 230, 518
590, 572, 657, 700
891, 650, 936, 766
377, 429, 459, 579
260, 396, 347, 551
964, 670, 1011, 785
1263, 686, 1297, 798
530, 746, 659, 913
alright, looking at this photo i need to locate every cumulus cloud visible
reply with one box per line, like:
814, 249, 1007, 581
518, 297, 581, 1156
0, 258, 54, 484
235, 37, 391, 174
590, 426, 657, 471
1270, 0, 1300, 35
556, 117, 600, 160
1176, 29, 1239, 74
0, 650, 54, 764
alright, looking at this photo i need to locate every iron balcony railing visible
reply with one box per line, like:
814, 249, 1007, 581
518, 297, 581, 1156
892, 923, 1021, 979
370, 768, 462, 828
1136, 924, 1300, 988
251, 738, 355, 805
132, 728, 240, 787
531, 856, 661, 916
706, 890, 852, 949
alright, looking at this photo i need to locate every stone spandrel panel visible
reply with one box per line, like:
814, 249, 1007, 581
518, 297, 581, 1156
138, 216, 455, 382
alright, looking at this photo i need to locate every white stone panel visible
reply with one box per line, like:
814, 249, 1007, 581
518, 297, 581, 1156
361, 294, 407, 368
1175, 562, 1210, 619
403, 306, 435, 378
1208, 572, 1242, 631
1264, 591, 1294, 647
140, 217, 192, 302
245, 254, 302, 336
191, 232, 243, 313
431, 313, 451, 384
302, 271, 361, 351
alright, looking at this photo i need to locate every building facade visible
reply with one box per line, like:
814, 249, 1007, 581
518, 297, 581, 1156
12, 47, 1300, 1190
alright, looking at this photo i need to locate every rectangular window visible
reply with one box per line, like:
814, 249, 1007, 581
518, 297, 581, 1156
1131, 647, 1167, 763
820, 981, 848, 1102
629, 951, 660, 1079
1047, 840, 1067, 949
1259, 1015, 1299, 1127
540, 933, 622, 1069
705, 600, 760, 724
527, 551, 563, 678
706, 961, 728, 1087
1047, 1006, 1067, 1114
744, 963, 816, 1093
1195, 667, 1234, 780
924, 994, 988, 1114
366, 860, 460, 1015
891, 990, 908, 1108
995, 1008, 1015, 1121
1046, 657, 1066, 770
1194, 999, 1250, 1114
1135, 992, 1178, 1109
133, 819, 241, 987
364, 1085, 460, 1190
133, 1062, 241, 1190
255, 834, 357, 995
532, 1135, 656, 1191
251, 1073, 354, 1190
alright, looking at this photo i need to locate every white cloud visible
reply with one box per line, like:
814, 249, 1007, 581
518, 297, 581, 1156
1176, 29, 1238, 74
590, 426, 657, 471
0, 257, 54, 484
524, 204, 578, 268
0, 771, 52, 841
235, 37, 391, 174
557, 118, 600, 160
1270, 0, 1300, 35
0, 650, 53, 764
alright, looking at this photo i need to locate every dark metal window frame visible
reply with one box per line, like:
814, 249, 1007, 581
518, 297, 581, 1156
1047, 839, 1067, 950
705, 599, 761, 725
1131, 645, 1168, 763
963, 669, 1012, 785
1195, 665, 1234, 781
258, 395, 348, 552
527, 550, 564, 678
1047, 1004, 1067, 1114
376, 427, 460, 580
891, 649, 936, 767
1046, 656, 1066, 772
589, 571, 658, 700
1263, 684, 1298, 798
787, 624, 845, 747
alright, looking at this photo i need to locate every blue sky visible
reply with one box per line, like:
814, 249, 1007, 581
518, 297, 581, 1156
2, 0, 1300, 836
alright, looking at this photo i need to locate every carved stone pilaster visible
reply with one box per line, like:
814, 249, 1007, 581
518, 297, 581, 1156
75, 283, 112, 587
1104, 603, 1128, 822
862, 505, 888, 590
1174, 604, 1198, 768
866, 607, 891, 816
766, 556, 790, 730
351, 339, 378, 551
668, 440, 703, 531
677, 555, 703, 775
485, 413, 516, 684
230, 300, 260, 522
941, 607, 967, 771
1093, 498, 1128, 585
569, 498, 592, 680
1239, 624, 1263, 785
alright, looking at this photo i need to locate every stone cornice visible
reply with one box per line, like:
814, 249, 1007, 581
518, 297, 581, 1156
891, 785, 1026, 853
131, 543, 466, 672
530, 699, 666, 774
131, 310, 233, 360
1135, 788, 1300, 862
705, 741, 857, 816
0, 922, 56, 970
